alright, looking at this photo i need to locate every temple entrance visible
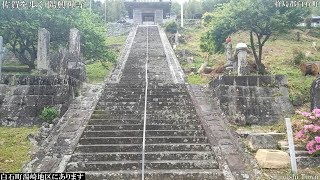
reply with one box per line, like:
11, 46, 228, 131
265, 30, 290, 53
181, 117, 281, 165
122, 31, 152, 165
142, 13, 155, 25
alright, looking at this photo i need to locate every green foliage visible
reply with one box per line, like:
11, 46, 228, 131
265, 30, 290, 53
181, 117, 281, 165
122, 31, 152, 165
165, 21, 178, 34
0, 5, 113, 69
292, 49, 306, 65
86, 61, 112, 83
187, 74, 210, 84
0, 127, 38, 172
201, 0, 310, 73
39, 107, 59, 124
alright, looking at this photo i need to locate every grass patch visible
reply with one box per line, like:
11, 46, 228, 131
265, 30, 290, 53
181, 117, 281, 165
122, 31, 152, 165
106, 36, 127, 46
0, 127, 38, 173
86, 61, 113, 83
187, 74, 210, 84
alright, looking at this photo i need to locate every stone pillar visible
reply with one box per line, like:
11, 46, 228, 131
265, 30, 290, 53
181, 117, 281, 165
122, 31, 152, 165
236, 43, 248, 76
69, 28, 81, 58
224, 42, 234, 73
155, 9, 163, 24
311, 77, 320, 111
175, 32, 179, 46
133, 9, 142, 24
0, 36, 3, 79
36, 28, 50, 71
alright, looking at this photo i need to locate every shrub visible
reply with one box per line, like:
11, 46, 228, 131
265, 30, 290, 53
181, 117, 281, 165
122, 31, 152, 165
39, 107, 59, 124
165, 21, 178, 34
292, 49, 305, 65
295, 109, 320, 156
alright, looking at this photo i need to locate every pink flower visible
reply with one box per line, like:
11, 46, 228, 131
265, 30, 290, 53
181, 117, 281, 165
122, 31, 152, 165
307, 140, 316, 149
310, 116, 316, 119
304, 124, 314, 132
301, 112, 311, 117
315, 136, 320, 143
313, 126, 320, 132
308, 149, 316, 154
313, 109, 320, 114
316, 145, 320, 151
296, 130, 304, 138
316, 114, 320, 118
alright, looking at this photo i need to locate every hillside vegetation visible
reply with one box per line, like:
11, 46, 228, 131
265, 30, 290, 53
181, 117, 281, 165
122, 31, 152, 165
175, 23, 320, 109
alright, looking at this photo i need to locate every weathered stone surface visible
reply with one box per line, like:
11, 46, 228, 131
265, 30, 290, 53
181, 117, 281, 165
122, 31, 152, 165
0, 36, 4, 79
69, 28, 81, 58
0, 75, 81, 126
247, 134, 277, 151
311, 76, 320, 110
37, 28, 50, 71
236, 43, 248, 76
255, 149, 290, 169
296, 156, 320, 168
209, 75, 293, 125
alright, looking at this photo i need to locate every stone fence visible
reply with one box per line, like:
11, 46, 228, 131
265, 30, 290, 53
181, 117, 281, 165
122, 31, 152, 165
209, 75, 294, 125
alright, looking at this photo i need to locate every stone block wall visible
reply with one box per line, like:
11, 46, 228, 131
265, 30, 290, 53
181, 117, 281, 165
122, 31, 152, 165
209, 75, 293, 125
0, 75, 81, 126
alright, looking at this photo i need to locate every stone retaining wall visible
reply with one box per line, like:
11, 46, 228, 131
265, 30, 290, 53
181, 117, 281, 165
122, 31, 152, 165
0, 75, 81, 126
209, 75, 294, 125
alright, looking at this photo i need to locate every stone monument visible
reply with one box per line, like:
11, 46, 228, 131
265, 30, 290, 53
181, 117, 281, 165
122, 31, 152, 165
224, 42, 234, 73
311, 77, 320, 111
0, 36, 3, 79
69, 28, 81, 58
235, 42, 248, 76
36, 28, 50, 71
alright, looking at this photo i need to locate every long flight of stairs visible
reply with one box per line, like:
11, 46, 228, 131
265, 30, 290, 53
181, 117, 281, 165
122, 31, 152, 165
66, 26, 224, 179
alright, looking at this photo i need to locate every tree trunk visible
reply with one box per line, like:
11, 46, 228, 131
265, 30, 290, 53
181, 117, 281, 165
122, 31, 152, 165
300, 61, 320, 76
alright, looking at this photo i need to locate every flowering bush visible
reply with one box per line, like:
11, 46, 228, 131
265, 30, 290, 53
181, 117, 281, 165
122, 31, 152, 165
295, 109, 320, 156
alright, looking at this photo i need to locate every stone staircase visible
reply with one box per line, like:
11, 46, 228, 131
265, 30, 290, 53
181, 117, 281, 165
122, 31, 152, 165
65, 26, 224, 179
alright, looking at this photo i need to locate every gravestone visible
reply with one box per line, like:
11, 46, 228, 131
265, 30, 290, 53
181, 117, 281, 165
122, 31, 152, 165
0, 36, 3, 79
37, 28, 50, 71
69, 28, 81, 58
236, 43, 248, 76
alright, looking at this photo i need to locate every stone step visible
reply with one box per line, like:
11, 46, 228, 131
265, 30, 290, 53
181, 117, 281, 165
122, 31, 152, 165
83, 124, 203, 131
78, 136, 207, 145
90, 114, 142, 119
89, 119, 199, 126
88, 119, 143, 125
146, 114, 198, 120
83, 169, 224, 180
75, 143, 212, 153
66, 159, 219, 172
82, 130, 205, 137
70, 151, 216, 162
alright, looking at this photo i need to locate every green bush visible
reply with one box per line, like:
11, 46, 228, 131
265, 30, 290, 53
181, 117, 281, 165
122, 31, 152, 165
292, 49, 305, 65
165, 21, 178, 34
39, 107, 59, 124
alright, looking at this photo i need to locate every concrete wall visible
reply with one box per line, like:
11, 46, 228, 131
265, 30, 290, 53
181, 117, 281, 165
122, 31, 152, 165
209, 75, 293, 125
0, 75, 81, 126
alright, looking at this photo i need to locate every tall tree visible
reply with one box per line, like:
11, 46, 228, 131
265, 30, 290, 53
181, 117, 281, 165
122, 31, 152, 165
201, 0, 310, 74
0, 5, 113, 69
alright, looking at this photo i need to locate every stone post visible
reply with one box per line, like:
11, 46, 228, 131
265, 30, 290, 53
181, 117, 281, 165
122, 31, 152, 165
0, 36, 3, 79
236, 43, 248, 76
69, 28, 81, 58
311, 77, 320, 111
36, 28, 50, 71
175, 32, 179, 46
224, 42, 234, 73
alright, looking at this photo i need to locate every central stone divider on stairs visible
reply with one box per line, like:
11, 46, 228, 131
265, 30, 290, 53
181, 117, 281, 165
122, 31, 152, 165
65, 26, 224, 179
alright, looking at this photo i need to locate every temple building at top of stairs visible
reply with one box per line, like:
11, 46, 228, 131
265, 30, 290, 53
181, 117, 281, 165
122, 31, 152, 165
124, 0, 172, 25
